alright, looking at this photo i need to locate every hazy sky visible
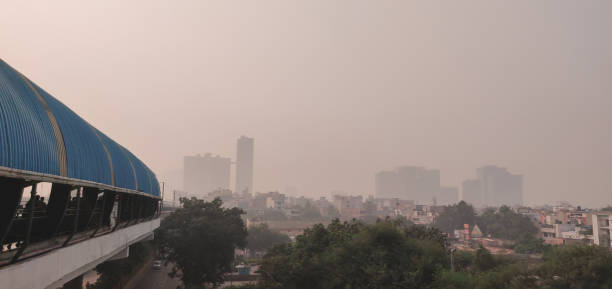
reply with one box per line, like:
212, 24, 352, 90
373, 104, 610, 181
1, 1, 611, 207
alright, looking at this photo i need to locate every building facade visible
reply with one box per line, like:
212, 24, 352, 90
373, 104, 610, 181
435, 186, 459, 205
332, 195, 363, 219
235, 136, 254, 194
375, 171, 399, 199
374, 166, 440, 204
593, 213, 612, 247
462, 179, 483, 207
183, 153, 231, 197
461, 165, 523, 207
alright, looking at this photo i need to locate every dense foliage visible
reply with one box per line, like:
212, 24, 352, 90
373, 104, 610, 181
441, 244, 612, 289
256, 220, 450, 289
537, 245, 612, 288
513, 235, 550, 254
434, 201, 477, 234
246, 223, 291, 253
477, 206, 539, 241
435, 203, 540, 251
156, 197, 247, 289
252, 219, 612, 289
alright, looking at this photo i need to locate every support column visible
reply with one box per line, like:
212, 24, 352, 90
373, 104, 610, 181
46, 183, 71, 237
102, 192, 115, 227
0, 178, 25, 247
63, 188, 81, 247
11, 183, 38, 263
80, 188, 99, 231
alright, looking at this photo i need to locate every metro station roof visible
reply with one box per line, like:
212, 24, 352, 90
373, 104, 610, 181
0, 59, 160, 197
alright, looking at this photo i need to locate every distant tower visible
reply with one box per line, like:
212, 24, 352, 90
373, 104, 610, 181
461, 165, 523, 207
183, 153, 231, 197
235, 136, 254, 194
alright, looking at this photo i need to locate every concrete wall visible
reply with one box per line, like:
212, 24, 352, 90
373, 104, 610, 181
0, 218, 160, 289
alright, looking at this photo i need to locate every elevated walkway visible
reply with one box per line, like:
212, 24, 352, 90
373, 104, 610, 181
0, 218, 159, 289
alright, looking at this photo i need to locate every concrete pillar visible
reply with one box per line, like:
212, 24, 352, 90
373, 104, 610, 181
62, 274, 83, 289
0, 178, 25, 244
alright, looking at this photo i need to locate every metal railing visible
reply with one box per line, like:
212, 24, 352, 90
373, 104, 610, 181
0, 177, 160, 267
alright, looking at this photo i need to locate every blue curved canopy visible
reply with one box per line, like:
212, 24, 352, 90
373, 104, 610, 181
0, 59, 160, 197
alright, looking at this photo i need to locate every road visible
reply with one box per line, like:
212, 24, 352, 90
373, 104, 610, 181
132, 263, 181, 289
132, 262, 257, 289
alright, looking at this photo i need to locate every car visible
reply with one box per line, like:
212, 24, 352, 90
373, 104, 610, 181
152, 260, 162, 270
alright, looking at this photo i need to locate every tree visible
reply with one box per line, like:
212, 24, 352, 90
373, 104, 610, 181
86, 242, 154, 289
434, 201, 477, 234
513, 235, 549, 254
477, 206, 538, 241
445, 245, 612, 289
473, 246, 498, 272
431, 270, 474, 289
256, 220, 449, 289
224, 285, 256, 289
252, 220, 612, 289
156, 197, 247, 289
402, 223, 448, 249
452, 250, 474, 272
246, 223, 290, 253
472, 264, 535, 289
537, 245, 612, 288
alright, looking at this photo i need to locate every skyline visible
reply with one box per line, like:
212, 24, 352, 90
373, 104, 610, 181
1, 1, 611, 207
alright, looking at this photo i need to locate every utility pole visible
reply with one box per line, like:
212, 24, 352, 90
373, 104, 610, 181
161, 181, 165, 199
450, 247, 456, 272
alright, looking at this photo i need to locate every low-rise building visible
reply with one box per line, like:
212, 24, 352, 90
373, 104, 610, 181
333, 195, 364, 219
593, 212, 612, 247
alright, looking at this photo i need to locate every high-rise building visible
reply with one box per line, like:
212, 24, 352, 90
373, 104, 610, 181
374, 166, 440, 203
462, 179, 483, 207
461, 165, 523, 207
435, 186, 459, 205
235, 136, 254, 194
183, 153, 231, 197
375, 171, 400, 199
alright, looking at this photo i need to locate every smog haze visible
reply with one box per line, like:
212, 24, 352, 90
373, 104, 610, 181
1, 0, 611, 207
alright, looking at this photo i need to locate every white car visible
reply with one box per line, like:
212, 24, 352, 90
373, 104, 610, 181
152, 260, 162, 270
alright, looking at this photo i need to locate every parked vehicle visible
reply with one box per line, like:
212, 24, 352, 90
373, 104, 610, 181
152, 260, 162, 270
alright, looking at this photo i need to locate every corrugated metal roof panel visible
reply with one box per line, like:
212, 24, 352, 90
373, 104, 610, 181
0, 61, 59, 176
148, 167, 161, 196
94, 128, 137, 190
0, 59, 159, 197
124, 149, 153, 194
36, 85, 113, 185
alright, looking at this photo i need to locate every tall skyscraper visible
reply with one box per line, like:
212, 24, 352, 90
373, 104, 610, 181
183, 153, 231, 197
435, 186, 459, 206
375, 171, 400, 199
235, 136, 254, 194
461, 165, 523, 207
462, 179, 483, 207
375, 166, 441, 203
